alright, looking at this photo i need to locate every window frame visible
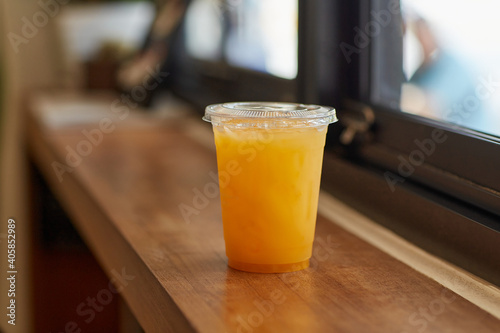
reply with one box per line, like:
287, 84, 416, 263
314, 0, 500, 221
309, 0, 500, 284
364, 0, 500, 217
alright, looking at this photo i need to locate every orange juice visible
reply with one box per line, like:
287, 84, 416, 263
213, 126, 328, 272
204, 102, 337, 273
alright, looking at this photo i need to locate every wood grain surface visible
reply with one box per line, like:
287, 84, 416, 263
26, 93, 500, 333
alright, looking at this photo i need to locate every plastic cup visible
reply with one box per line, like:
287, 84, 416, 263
203, 102, 337, 273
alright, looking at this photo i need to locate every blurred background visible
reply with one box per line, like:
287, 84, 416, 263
0, 1, 299, 332
1, 1, 156, 332
1, 0, 500, 331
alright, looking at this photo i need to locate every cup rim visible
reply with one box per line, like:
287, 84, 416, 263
203, 101, 337, 128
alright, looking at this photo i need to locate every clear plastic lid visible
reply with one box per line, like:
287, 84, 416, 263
203, 102, 337, 128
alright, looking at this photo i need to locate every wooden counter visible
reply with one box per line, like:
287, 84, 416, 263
26, 92, 500, 332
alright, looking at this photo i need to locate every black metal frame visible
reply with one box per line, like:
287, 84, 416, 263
316, 0, 500, 222
357, 0, 500, 218
356, 106, 500, 218
318, 0, 500, 284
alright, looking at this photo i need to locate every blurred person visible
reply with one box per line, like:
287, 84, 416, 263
402, 16, 484, 128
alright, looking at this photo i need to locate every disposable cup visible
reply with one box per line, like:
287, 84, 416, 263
203, 102, 337, 273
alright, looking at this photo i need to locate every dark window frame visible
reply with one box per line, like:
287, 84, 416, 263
313, 0, 500, 285
306, 0, 500, 225
364, 0, 500, 218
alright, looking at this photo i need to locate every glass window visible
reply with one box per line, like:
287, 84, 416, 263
184, 0, 298, 80
396, 0, 500, 136
362, 0, 500, 215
